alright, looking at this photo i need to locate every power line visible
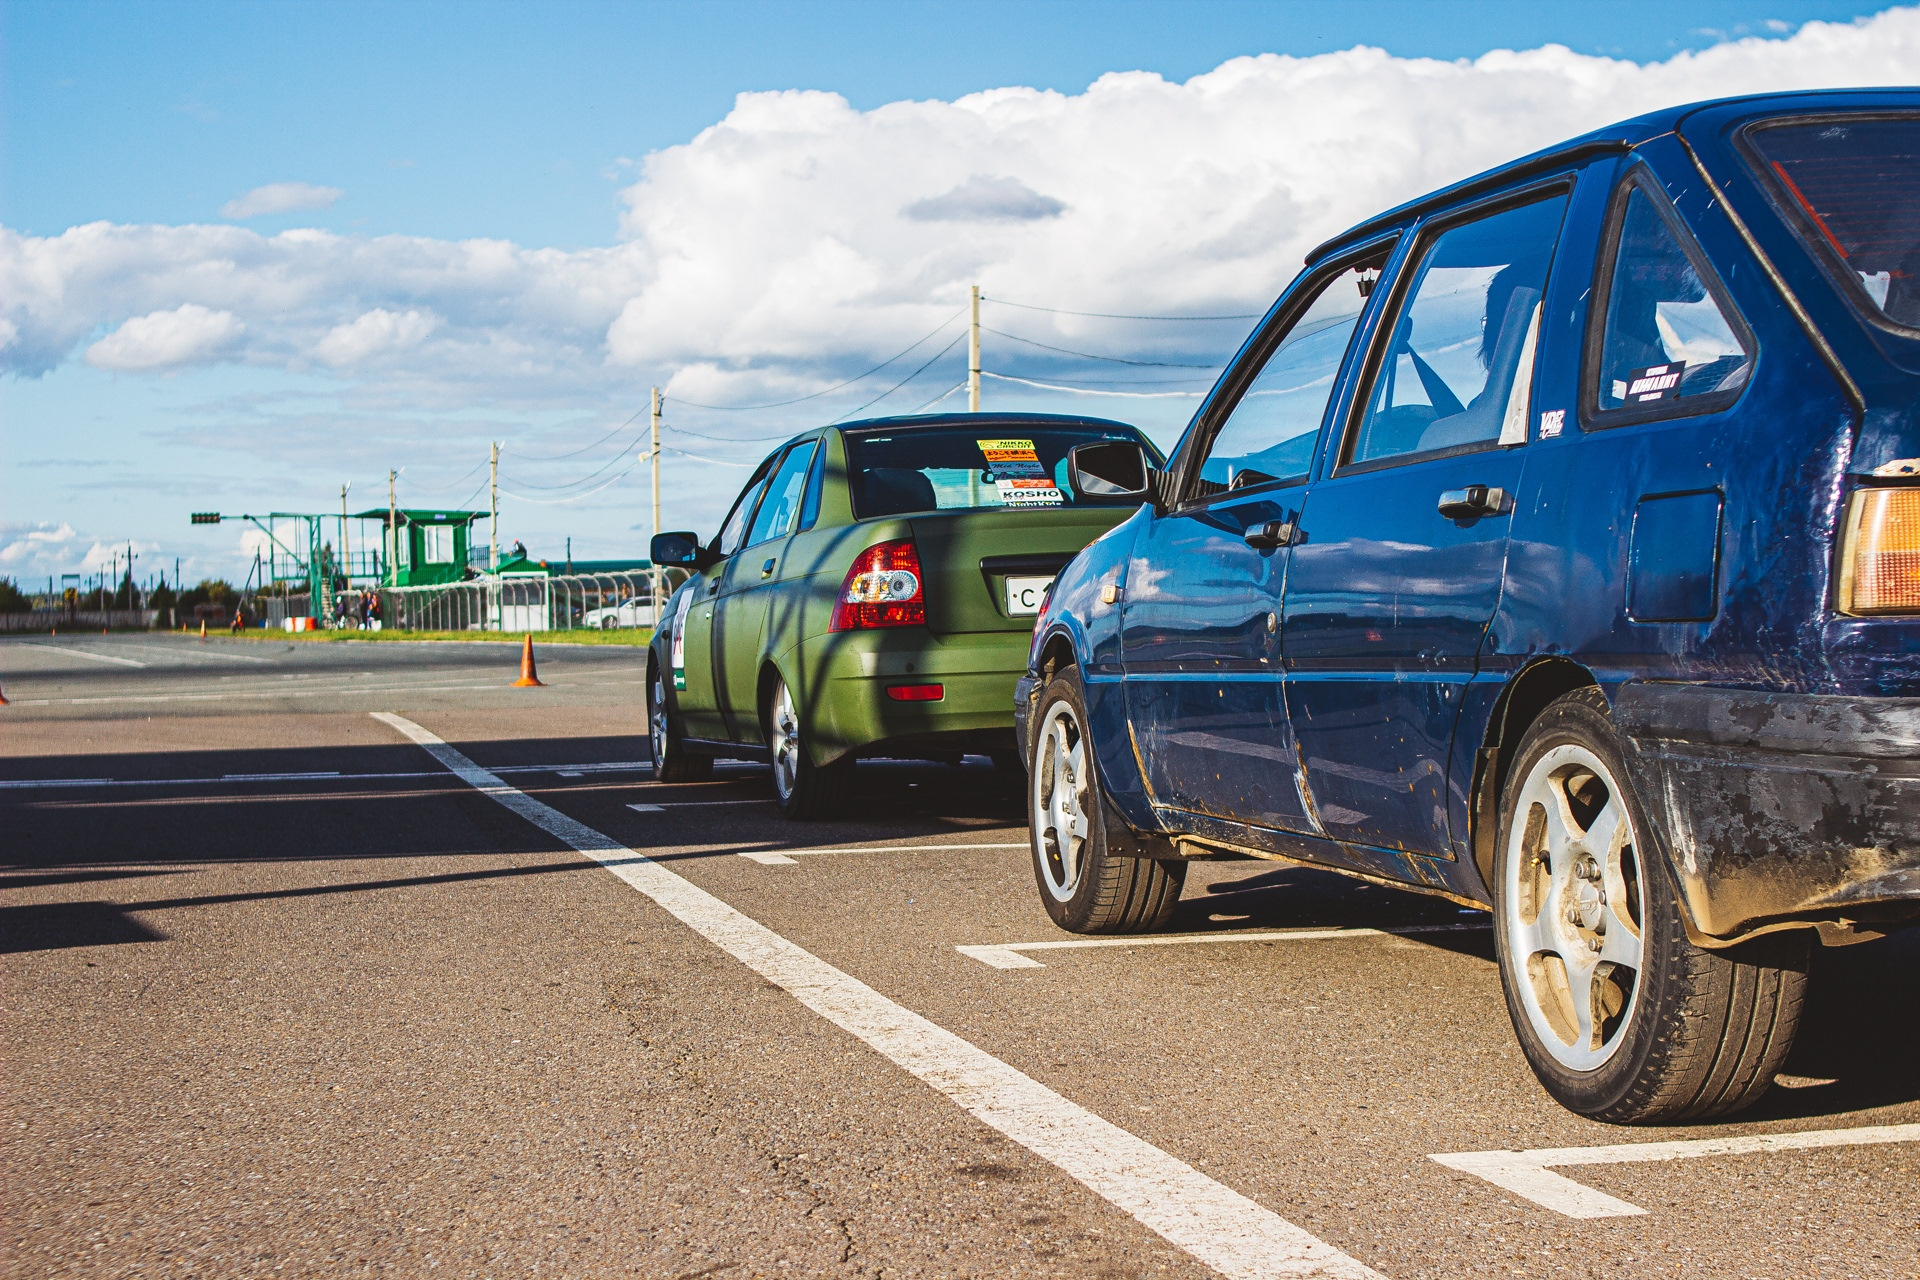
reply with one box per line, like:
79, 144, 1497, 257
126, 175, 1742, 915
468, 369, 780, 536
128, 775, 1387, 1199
983, 295, 1264, 322
512, 404, 650, 462
498, 456, 645, 504
980, 325, 1224, 369
832, 329, 968, 423
668, 307, 966, 411
982, 371, 1207, 400
905, 381, 970, 414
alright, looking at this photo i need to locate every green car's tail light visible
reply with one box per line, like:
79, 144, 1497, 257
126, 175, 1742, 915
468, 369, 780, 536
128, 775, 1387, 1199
831, 538, 925, 631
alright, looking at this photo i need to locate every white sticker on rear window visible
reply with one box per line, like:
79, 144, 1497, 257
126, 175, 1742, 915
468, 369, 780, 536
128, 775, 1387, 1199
996, 478, 1064, 506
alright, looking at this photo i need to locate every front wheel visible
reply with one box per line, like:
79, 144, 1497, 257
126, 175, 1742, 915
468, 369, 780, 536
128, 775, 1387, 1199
648, 662, 712, 783
767, 675, 851, 820
601, 616, 615, 630
1494, 687, 1807, 1123
1029, 668, 1184, 933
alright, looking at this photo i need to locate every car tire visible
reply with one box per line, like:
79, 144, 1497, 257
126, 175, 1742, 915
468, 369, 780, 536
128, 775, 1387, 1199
1493, 686, 1808, 1124
602, 617, 615, 630
1028, 667, 1184, 933
767, 674, 851, 820
648, 660, 713, 783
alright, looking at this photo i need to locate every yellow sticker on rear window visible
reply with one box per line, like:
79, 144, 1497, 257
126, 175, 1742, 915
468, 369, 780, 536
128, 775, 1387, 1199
977, 438, 1039, 463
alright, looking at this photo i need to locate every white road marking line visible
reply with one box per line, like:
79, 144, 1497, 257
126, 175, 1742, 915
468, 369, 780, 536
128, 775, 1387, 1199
372, 711, 1380, 1280
627, 803, 665, 813
557, 771, 584, 777
23, 644, 147, 667
0, 761, 652, 791
1, 677, 646, 707
111, 643, 278, 664
220, 771, 342, 782
1431, 1123, 1920, 1219
741, 841, 1028, 866
958, 923, 1491, 969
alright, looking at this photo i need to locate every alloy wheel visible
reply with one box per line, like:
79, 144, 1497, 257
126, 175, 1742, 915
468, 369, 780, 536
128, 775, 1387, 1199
1502, 743, 1646, 1072
770, 679, 800, 802
650, 669, 670, 769
1032, 700, 1091, 903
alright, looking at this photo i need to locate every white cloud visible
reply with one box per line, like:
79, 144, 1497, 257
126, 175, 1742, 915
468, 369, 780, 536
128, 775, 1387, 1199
314, 307, 442, 365
0, 522, 172, 583
84, 303, 245, 372
3, 9, 1917, 412
221, 181, 345, 219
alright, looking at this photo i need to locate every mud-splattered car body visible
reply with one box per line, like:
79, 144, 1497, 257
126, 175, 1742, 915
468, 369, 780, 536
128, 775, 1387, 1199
1019, 89, 1920, 946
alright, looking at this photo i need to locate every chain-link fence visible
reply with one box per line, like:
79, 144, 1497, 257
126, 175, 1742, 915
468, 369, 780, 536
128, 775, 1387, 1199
338, 570, 690, 634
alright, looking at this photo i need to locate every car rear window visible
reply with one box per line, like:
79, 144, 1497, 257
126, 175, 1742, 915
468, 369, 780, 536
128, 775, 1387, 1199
1747, 115, 1920, 329
844, 425, 1155, 519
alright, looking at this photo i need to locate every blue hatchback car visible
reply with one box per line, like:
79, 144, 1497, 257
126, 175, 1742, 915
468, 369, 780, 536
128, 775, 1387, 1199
1018, 90, 1920, 1123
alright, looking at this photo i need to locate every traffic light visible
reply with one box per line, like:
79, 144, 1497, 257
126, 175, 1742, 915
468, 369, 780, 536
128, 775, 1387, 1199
191, 512, 221, 525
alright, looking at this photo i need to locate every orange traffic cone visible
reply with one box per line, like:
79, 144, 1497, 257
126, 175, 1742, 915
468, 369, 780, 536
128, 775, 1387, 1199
0, 677, 9, 706
200, 619, 208, 641
512, 633, 544, 687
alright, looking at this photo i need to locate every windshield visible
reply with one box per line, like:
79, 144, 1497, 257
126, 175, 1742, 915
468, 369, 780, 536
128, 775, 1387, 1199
844, 424, 1156, 519
1747, 114, 1920, 328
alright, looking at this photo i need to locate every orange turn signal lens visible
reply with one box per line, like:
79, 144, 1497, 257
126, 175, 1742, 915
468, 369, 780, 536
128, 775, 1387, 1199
1841, 486, 1920, 614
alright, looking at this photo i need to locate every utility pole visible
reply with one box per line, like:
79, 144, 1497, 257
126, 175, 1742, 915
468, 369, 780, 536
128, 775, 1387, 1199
649, 386, 663, 620
339, 483, 352, 593
387, 470, 398, 586
489, 441, 500, 573
968, 284, 982, 412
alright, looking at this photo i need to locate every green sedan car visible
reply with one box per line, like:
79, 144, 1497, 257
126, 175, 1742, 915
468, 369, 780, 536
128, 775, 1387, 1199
647, 412, 1159, 818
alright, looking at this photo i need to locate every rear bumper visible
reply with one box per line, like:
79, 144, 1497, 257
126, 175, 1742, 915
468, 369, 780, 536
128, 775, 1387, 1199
1614, 684, 1920, 939
801, 628, 1028, 763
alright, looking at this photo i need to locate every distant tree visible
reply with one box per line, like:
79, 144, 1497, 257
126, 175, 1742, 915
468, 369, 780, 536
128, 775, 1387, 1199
176, 578, 236, 614
0, 577, 32, 613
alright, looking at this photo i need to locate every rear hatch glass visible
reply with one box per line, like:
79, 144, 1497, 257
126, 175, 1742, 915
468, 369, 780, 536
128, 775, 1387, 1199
845, 424, 1155, 518
1745, 115, 1920, 329
843, 423, 1158, 634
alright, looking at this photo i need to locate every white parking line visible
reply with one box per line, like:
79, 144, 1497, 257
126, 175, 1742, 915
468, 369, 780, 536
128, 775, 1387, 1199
372, 711, 1381, 1280
2, 677, 645, 707
0, 760, 654, 791
1431, 1123, 1920, 1219
111, 643, 278, 664
24, 644, 146, 667
958, 923, 1491, 969
740, 842, 1027, 866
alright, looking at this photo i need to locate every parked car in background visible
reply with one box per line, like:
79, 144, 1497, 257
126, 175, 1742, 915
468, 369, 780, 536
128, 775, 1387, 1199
1020, 89, 1920, 1124
647, 413, 1162, 818
583, 597, 651, 630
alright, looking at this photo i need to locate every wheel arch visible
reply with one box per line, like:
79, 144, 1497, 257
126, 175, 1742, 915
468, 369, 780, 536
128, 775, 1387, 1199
1468, 657, 1600, 894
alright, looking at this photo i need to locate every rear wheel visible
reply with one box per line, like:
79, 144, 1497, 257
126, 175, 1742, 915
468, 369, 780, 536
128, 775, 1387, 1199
768, 675, 851, 820
648, 662, 712, 783
601, 616, 615, 630
1494, 687, 1807, 1123
1029, 668, 1184, 933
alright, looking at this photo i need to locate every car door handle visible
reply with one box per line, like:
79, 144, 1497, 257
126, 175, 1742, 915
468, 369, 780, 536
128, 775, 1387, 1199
1243, 520, 1295, 549
761, 558, 776, 578
1436, 485, 1511, 519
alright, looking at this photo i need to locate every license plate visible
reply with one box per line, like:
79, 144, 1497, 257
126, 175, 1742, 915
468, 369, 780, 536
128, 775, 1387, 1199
1005, 575, 1054, 616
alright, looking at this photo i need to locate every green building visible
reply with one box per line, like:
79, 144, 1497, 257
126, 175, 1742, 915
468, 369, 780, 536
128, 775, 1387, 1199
357, 509, 488, 587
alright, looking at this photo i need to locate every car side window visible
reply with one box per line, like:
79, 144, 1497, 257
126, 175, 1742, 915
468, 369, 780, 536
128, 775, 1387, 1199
1197, 256, 1384, 492
745, 441, 818, 547
1346, 192, 1570, 468
1592, 181, 1753, 416
713, 460, 775, 559
797, 436, 828, 531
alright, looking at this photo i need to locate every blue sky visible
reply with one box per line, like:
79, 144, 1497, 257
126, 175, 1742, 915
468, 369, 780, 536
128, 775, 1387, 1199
2, 0, 1913, 587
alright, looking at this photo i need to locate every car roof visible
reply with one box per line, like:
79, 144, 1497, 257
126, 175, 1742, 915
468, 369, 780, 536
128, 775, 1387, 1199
1304, 88, 1920, 266
833, 411, 1143, 434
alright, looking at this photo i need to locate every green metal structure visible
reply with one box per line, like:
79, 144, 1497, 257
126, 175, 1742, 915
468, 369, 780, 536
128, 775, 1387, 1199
190, 507, 486, 617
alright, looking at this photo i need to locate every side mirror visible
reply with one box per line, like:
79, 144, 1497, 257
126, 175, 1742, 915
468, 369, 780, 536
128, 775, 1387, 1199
1069, 441, 1155, 504
650, 531, 711, 569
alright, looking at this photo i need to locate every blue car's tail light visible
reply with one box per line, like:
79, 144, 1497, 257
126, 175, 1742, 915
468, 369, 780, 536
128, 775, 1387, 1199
1840, 487, 1920, 615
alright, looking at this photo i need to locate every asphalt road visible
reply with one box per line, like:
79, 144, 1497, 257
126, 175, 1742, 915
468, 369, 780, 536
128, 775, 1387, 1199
4, 633, 1916, 1279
